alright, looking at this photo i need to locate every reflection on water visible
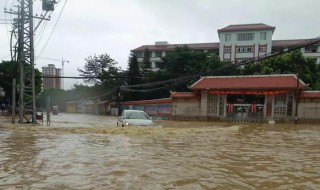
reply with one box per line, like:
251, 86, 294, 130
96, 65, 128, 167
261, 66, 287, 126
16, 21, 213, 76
1, 113, 320, 189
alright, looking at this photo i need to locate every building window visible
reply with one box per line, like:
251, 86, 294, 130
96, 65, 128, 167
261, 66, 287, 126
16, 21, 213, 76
259, 45, 267, 52
260, 32, 266, 40
155, 62, 164, 69
224, 46, 231, 54
155, 51, 162, 57
236, 46, 254, 53
225, 34, 231, 42
224, 58, 231, 62
235, 58, 251, 64
305, 45, 318, 53
237, 33, 254, 41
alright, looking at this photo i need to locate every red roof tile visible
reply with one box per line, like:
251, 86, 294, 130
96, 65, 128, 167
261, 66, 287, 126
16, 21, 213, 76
132, 39, 318, 52
121, 98, 172, 106
272, 39, 309, 48
132, 43, 219, 52
218, 23, 275, 33
191, 75, 305, 90
171, 92, 199, 98
300, 91, 320, 98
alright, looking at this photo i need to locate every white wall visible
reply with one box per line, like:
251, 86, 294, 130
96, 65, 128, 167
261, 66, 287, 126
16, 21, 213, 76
172, 98, 201, 116
298, 99, 320, 119
219, 30, 273, 62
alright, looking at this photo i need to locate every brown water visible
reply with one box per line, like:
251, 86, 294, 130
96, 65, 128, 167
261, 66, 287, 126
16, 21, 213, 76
1, 113, 320, 189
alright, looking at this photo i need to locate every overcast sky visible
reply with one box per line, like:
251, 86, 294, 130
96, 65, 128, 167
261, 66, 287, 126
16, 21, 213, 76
1, 0, 319, 89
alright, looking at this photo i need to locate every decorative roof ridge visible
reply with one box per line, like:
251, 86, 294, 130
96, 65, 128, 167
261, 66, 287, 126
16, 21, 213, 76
171, 91, 195, 94
201, 74, 297, 79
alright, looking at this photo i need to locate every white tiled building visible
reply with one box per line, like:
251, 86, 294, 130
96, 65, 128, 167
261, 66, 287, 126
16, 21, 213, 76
42, 64, 62, 90
132, 23, 320, 71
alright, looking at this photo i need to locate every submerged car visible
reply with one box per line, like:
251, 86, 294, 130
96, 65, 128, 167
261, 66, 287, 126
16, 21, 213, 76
117, 110, 154, 127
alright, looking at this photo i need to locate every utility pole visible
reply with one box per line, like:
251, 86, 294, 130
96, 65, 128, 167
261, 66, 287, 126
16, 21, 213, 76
62, 58, 69, 90
5, 0, 54, 124
294, 71, 300, 124
116, 86, 122, 116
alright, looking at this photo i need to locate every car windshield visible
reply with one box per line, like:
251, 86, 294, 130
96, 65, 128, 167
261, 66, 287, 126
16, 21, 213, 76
126, 112, 149, 119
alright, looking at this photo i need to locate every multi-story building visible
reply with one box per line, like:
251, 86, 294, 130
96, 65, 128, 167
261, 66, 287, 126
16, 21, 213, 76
42, 64, 62, 90
132, 23, 320, 71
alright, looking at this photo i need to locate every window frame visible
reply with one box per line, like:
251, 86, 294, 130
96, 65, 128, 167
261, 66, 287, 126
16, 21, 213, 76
260, 32, 267, 40
237, 33, 254, 41
225, 34, 231, 42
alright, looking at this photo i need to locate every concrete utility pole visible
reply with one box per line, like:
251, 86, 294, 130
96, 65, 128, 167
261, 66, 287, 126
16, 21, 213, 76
5, 0, 54, 124
294, 71, 300, 124
62, 58, 69, 90
116, 86, 122, 116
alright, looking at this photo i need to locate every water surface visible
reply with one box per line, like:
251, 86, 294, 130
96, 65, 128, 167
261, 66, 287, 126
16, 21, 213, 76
0, 113, 320, 189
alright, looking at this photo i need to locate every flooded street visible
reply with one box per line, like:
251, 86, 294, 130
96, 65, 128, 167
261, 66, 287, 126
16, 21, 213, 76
1, 113, 320, 189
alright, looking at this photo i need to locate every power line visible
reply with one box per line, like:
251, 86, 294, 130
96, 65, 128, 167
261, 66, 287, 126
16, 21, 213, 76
37, 0, 68, 57
35, 21, 48, 47
0, 55, 11, 60
36, 56, 63, 61
120, 36, 320, 93
0, 74, 150, 79
88, 88, 117, 99
121, 77, 195, 93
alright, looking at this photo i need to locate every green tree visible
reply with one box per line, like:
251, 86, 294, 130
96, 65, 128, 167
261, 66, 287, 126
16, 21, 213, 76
142, 48, 151, 73
202, 55, 240, 76
162, 45, 209, 76
127, 52, 142, 86
124, 52, 143, 101
78, 53, 121, 85
242, 50, 320, 90
0, 61, 42, 102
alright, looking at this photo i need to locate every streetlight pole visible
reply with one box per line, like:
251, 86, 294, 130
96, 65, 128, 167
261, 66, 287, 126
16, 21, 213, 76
61, 58, 69, 90
294, 65, 300, 124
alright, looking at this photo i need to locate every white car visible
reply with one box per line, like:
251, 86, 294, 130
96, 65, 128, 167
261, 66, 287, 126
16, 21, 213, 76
117, 110, 154, 127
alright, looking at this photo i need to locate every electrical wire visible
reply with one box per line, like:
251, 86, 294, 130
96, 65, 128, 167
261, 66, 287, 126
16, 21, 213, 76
0, 55, 11, 60
120, 36, 320, 93
88, 88, 117, 99
121, 77, 195, 93
35, 21, 48, 47
36, 56, 62, 61
122, 75, 197, 89
4, 0, 11, 51
37, 0, 68, 57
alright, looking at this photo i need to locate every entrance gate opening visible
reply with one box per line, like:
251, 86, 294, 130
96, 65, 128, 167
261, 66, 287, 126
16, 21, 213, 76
226, 95, 264, 122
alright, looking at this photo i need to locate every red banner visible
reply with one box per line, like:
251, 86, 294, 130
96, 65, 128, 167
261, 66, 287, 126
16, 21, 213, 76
227, 104, 234, 112
251, 104, 257, 113
208, 90, 290, 95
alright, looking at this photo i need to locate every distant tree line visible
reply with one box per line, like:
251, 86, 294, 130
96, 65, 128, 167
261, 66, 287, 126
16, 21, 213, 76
1, 46, 319, 109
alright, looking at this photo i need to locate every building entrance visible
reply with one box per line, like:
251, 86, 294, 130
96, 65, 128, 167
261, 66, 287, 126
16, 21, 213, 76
226, 95, 264, 122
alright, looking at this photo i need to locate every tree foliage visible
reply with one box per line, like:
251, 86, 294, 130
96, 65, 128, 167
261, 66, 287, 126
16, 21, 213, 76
127, 52, 141, 85
124, 52, 143, 101
141, 48, 151, 73
242, 50, 320, 90
0, 61, 42, 102
78, 53, 121, 85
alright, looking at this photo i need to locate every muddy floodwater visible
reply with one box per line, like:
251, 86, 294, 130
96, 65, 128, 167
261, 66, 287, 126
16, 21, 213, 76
1, 113, 320, 189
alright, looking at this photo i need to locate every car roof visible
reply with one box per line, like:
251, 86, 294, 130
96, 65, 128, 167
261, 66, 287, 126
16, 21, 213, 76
123, 110, 145, 113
